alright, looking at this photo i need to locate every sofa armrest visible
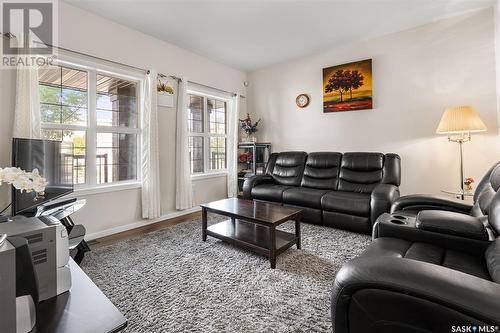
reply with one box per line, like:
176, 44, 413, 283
416, 210, 488, 240
332, 257, 500, 333
374, 216, 490, 255
242, 175, 274, 200
391, 194, 473, 214
370, 184, 400, 225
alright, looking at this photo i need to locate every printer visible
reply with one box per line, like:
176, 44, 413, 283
0, 216, 72, 333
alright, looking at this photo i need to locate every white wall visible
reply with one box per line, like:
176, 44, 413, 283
496, 1, 500, 131
0, 2, 246, 239
247, 8, 500, 196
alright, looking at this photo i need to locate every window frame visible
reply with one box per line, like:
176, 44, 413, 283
40, 54, 144, 192
187, 89, 230, 177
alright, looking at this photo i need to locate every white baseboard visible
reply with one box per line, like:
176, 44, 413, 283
84, 206, 201, 241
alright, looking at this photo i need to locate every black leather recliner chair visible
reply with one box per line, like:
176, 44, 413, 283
374, 162, 500, 242
331, 162, 500, 332
243, 151, 401, 234
331, 238, 500, 332
391, 161, 500, 219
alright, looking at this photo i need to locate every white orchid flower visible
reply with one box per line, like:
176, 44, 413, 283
13, 176, 32, 193
32, 177, 48, 193
3, 168, 19, 183
0, 167, 48, 195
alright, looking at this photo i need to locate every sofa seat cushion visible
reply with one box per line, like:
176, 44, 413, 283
251, 184, 291, 203
282, 187, 330, 209
321, 191, 371, 216
363, 238, 491, 280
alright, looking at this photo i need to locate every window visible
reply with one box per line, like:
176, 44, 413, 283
39, 62, 141, 189
187, 92, 228, 175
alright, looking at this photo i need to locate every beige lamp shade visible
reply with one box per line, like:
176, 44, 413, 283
436, 106, 487, 134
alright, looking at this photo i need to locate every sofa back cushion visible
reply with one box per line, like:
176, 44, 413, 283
268, 151, 307, 186
301, 152, 342, 190
265, 153, 278, 175
382, 153, 402, 186
471, 162, 500, 219
338, 152, 401, 194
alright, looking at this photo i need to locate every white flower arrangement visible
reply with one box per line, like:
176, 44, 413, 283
0, 167, 48, 196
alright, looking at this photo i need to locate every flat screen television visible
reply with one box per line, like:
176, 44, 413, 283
11, 138, 74, 216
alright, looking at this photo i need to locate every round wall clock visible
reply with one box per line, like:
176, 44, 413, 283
296, 94, 310, 108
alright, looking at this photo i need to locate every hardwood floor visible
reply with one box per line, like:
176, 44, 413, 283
88, 211, 201, 249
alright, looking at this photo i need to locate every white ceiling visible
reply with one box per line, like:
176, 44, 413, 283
63, 0, 496, 72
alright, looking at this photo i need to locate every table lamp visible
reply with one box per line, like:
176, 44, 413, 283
436, 106, 487, 199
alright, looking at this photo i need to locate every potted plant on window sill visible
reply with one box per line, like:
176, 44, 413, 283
157, 81, 175, 107
0, 167, 48, 222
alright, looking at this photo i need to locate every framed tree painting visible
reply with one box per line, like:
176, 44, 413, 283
322, 59, 372, 112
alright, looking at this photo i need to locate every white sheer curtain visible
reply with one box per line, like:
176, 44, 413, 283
227, 94, 240, 197
13, 62, 41, 139
141, 70, 161, 219
175, 78, 194, 210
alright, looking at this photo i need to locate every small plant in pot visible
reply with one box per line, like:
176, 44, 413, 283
464, 177, 474, 192
239, 113, 261, 142
157, 81, 175, 107
157, 82, 174, 95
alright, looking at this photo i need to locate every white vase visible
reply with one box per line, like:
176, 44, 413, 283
157, 92, 174, 107
243, 132, 257, 143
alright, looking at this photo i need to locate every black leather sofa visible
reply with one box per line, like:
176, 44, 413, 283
243, 151, 401, 234
332, 162, 500, 332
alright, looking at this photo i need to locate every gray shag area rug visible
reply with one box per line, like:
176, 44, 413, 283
81, 216, 371, 333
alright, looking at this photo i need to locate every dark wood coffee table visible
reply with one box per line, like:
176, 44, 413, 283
200, 198, 302, 269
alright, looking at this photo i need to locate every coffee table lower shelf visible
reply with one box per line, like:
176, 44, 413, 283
206, 219, 298, 267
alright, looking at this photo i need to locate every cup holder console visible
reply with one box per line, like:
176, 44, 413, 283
375, 213, 415, 239
386, 214, 408, 225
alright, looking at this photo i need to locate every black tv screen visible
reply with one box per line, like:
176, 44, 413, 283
11, 138, 74, 216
